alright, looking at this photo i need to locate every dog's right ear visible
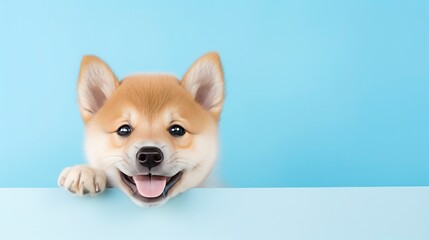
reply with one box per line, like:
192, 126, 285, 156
77, 55, 119, 123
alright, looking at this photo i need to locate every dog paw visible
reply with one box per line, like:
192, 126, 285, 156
58, 165, 107, 196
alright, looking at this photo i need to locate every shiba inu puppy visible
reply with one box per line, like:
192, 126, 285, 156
58, 52, 224, 207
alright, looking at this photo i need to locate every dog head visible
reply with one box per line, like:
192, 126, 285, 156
77, 52, 224, 206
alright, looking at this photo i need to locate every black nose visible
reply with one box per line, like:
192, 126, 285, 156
136, 147, 164, 170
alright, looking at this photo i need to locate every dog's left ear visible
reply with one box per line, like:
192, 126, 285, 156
181, 52, 225, 120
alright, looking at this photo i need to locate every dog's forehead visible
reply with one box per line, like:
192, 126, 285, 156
120, 74, 181, 92
101, 74, 203, 121
118, 74, 185, 112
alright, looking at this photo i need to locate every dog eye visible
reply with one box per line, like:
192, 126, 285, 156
116, 125, 132, 137
168, 125, 186, 137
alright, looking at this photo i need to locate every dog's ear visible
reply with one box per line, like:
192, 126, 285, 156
181, 52, 225, 120
77, 55, 119, 123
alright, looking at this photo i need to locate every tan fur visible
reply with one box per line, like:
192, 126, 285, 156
58, 52, 224, 207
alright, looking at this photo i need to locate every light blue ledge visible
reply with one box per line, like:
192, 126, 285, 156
0, 187, 428, 239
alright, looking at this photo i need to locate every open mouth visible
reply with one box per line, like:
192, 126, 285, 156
120, 171, 183, 202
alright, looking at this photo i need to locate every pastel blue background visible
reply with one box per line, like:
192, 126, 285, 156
0, 0, 428, 187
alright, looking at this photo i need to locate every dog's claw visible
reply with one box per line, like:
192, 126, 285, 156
67, 180, 75, 193
68, 183, 76, 194
59, 178, 65, 186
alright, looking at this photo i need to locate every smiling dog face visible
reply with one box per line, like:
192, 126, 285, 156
77, 53, 224, 206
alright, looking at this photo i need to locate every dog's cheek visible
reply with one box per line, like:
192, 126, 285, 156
172, 134, 193, 150
111, 134, 130, 148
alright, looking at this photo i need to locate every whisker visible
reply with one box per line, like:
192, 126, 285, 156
166, 151, 180, 163
101, 160, 125, 169
174, 159, 197, 169
98, 153, 126, 159
97, 153, 128, 169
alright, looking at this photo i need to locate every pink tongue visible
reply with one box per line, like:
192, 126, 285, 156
133, 175, 167, 198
